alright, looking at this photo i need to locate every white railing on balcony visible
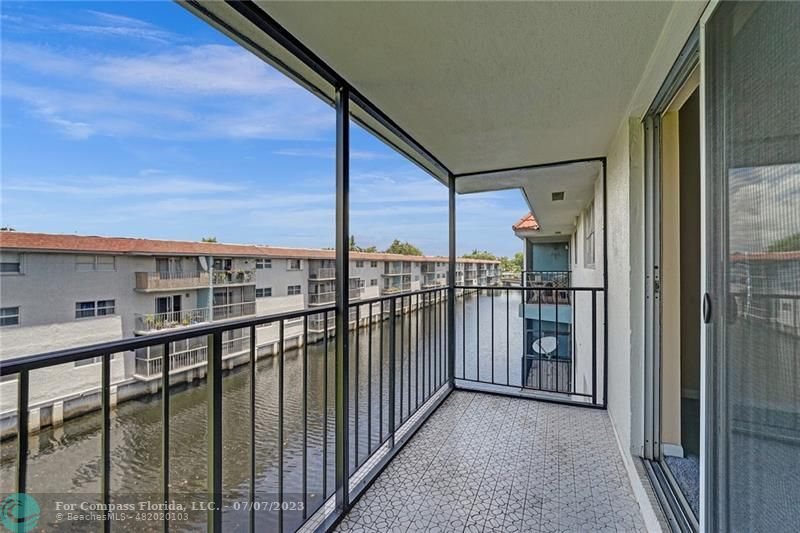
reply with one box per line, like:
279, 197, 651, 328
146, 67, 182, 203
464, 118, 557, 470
383, 282, 412, 294
212, 269, 255, 285
309, 288, 362, 305
134, 270, 209, 291
310, 267, 336, 280
212, 301, 257, 320
309, 291, 335, 305
384, 264, 411, 275
134, 333, 251, 378
134, 307, 211, 333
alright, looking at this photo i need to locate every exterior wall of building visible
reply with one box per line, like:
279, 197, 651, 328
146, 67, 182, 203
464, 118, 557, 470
569, 173, 607, 400
0, 316, 126, 414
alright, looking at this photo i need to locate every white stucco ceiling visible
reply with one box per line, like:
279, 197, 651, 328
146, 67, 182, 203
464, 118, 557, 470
457, 160, 602, 237
257, 1, 677, 175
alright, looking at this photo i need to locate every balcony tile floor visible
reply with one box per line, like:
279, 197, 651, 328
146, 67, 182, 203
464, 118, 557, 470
336, 391, 645, 532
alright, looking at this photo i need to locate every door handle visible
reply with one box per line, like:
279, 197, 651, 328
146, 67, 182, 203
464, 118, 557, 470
703, 292, 712, 324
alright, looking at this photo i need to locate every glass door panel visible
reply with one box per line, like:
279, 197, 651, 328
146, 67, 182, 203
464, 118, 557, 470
705, 3, 800, 531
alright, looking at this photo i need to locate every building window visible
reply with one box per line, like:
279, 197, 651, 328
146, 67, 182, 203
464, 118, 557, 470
358, 279, 366, 288
0, 253, 21, 274
256, 259, 272, 269
75, 300, 115, 319
76, 255, 115, 272
288, 285, 302, 295
584, 201, 595, 267
256, 287, 272, 298
0, 306, 20, 327
287, 259, 302, 271
355, 260, 364, 268
370, 261, 378, 268
370, 279, 378, 287
97, 299, 115, 316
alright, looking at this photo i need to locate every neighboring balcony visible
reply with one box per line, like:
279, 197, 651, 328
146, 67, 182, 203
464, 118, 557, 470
134, 302, 256, 333
133, 332, 251, 378
212, 301, 256, 320
382, 282, 411, 294
212, 269, 255, 286
524, 271, 572, 304
384, 263, 411, 275
309, 266, 336, 280
422, 272, 444, 288
134, 270, 209, 292
309, 287, 362, 306
134, 307, 211, 334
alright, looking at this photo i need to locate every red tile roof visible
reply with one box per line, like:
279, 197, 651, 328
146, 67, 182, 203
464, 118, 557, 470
0, 231, 498, 264
729, 251, 800, 262
512, 213, 539, 231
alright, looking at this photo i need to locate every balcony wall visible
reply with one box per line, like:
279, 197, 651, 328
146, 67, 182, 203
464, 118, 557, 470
134, 271, 210, 291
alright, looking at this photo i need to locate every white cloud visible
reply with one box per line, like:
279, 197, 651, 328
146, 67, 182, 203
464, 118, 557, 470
2, 35, 332, 141
92, 44, 297, 96
3, 174, 244, 197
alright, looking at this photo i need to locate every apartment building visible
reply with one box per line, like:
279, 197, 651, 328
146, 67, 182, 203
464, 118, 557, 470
0, 231, 498, 428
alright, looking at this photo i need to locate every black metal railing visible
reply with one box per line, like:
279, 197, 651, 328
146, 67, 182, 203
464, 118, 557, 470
454, 285, 606, 407
0, 287, 450, 533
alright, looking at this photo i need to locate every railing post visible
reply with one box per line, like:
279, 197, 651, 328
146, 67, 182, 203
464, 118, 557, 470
16, 370, 29, 496
388, 297, 397, 447
162, 342, 171, 533
448, 174, 456, 388
334, 84, 351, 513
101, 353, 111, 533
207, 332, 223, 532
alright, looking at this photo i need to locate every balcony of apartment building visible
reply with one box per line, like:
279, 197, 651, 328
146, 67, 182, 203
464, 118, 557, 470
523, 270, 572, 305
134, 270, 210, 292
383, 261, 411, 276
308, 287, 361, 306
211, 268, 256, 286
134, 301, 255, 334
309, 261, 337, 281
133, 329, 251, 379
4, 3, 795, 532
309, 277, 362, 306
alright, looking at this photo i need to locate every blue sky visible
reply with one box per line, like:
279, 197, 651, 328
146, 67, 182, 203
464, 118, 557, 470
1, 1, 528, 257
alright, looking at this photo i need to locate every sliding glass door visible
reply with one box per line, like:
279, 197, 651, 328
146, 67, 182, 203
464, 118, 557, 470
705, 2, 800, 531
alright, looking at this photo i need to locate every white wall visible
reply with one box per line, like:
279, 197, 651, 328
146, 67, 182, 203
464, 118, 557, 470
571, 172, 607, 399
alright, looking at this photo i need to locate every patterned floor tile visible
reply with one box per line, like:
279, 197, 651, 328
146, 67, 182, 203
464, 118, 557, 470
335, 391, 646, 532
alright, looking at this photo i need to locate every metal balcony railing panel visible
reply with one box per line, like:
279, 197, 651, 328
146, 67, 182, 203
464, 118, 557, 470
134, 307, 211, 333
453, 284, 605, 407
309, 267, 336, 280
211, 269, 256, 285
212, 301, 257, 320
0, 287, 452, 533
309, 288, 362, 306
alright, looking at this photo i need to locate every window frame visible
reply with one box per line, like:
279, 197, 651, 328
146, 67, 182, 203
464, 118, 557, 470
287, 284, 302, 295
256, 287, 273, 298
75, 255, 116, 272
0, 306, 20, 327
75, 299, 116, 319
0, 252, 22, 275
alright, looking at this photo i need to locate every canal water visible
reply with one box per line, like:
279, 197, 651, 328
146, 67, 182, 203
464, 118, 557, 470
0, 291, 524, 532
